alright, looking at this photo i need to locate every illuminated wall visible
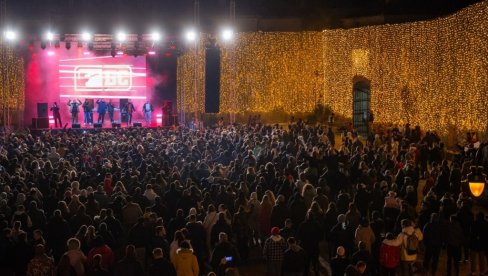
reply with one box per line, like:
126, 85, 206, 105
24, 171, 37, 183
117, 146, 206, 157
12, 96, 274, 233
177, 1, 488, 133
0, 45, 24, 127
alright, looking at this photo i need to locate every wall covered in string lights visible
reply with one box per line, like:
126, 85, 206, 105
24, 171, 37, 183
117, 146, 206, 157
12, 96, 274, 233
177, 1, 488, 134
0, 45, 25, 127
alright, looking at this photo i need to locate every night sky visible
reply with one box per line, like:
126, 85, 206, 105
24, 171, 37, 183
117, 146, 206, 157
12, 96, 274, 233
4, 0, 484, 33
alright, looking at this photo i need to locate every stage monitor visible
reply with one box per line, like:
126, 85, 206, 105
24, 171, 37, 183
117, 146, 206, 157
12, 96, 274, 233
37, 103, 48, 118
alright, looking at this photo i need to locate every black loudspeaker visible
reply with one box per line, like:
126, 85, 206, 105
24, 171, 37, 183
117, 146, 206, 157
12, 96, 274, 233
133, 122, 142, 127
120, 99, 128, 123
94, 123, 103, 128
37, 103, 48, 118
72, 123, 81, 129
36, 118, 49, 128
204, 46, 221, 113
112, 122, 121, 128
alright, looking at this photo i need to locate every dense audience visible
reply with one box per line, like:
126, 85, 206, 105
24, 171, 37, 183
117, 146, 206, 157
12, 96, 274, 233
0, 120, 487, 276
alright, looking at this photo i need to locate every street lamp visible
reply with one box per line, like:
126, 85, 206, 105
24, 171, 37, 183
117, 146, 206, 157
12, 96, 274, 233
468, 166, 486, 197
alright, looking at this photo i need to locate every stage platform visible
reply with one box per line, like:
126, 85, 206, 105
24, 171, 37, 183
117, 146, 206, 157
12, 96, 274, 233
29, 123, 176, 135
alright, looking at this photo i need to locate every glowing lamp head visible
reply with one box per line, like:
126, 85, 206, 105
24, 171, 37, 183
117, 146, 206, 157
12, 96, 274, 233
222, 28, 234, 41
116, 32, 127, 42
4, 30, 17, 41
46, 31, 54, 41
468, 166, 486, 197
151, 32, 161, 41
185, 29, 197, 42
81, 32, 92, 41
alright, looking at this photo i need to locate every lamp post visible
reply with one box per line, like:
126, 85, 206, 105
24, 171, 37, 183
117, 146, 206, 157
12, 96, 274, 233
468, 166, 487, 197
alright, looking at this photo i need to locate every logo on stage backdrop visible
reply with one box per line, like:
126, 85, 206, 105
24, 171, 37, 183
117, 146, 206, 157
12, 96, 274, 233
74, 65, 133, 91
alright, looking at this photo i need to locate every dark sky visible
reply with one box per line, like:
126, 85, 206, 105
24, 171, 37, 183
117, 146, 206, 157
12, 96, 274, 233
4, 0, 483, 33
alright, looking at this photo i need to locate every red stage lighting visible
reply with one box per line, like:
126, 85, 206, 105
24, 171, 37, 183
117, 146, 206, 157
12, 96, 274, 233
165, 52, 172, 57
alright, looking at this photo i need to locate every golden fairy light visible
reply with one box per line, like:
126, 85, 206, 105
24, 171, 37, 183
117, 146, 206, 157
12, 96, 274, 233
177, 1, 488, 135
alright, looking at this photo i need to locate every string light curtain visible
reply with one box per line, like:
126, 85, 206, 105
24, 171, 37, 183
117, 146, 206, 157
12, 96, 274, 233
177, 1, 488, 134
0, 44, 24, 127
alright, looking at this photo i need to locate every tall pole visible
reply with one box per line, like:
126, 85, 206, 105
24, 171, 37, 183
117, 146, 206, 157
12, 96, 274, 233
193, 0, 200, 129
229, 0, 236, 124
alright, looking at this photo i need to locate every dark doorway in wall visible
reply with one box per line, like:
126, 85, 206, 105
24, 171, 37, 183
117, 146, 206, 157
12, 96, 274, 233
352, 76, 371, 137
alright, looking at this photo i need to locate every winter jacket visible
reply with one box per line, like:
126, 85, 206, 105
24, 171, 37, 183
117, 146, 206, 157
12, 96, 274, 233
172, 248, 199, 276
379, 239, 400, 269
354, 225, 376, 252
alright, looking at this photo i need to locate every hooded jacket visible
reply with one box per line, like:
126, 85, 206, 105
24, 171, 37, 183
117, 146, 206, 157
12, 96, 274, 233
172, 248, 199, 276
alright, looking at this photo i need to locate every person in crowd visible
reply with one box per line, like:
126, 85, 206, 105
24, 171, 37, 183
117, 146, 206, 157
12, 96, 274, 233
390, 219, 423, 276
470, 212, 488, 275
64, 238, 87, 276
113, 245, 144, 276
86, 254, 110, 276
355, 218, 376, 253
282, 237, 306, 276
172, 241, 199, 276
379, 233, 400, 276
67, 99, 82, 124
50, 102, 62, 128
210, 232, 240, 276
147, 248, 176, 276
87, 236, 114, 272
422, 213, 443, 275
27, 244, 56, 276
330, 246, 349, 276
263, 227, 287, 276
344, 261, 367, 276
446, 215, 464, 276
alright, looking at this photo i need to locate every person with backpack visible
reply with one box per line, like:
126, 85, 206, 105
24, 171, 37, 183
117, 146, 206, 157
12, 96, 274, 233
391, 219, 423, 276
379, 233, 400, 276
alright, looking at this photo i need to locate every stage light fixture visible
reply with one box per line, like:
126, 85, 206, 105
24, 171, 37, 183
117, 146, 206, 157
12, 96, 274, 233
46, 31, 54, 41
221, 28, 234, 41
111, 49, 116, 57
88, 42, 94, 51
47, 51, 55, 56
148, 51, 156, 55
185, 29, 197, 42
40, 41, 46, 50
82, 32, 92, 41
65, 41, 71, 50
4, 30, 17, 41
116, 31, 127, 42
151, 32, 161, 41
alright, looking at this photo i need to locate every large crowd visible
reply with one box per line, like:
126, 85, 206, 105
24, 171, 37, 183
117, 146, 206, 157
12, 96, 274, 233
0, 120, 487, 276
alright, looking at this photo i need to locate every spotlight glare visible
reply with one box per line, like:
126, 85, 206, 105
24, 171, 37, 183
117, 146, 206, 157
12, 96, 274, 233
116, 32, 127, 42
5, 30, 17, 41
222, 28, 234, 41
148, 51, 156, 55
81, 32, 92, 41
116, 51, 124, 55
47, 51, 55, 56
46, 31, 54, 41
185, 29, 197, 42
151, 32, 161, 41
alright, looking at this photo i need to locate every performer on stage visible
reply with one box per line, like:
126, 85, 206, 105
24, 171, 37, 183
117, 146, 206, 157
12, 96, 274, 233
67, 99, 82, 124
96, 99, 107, 124
124, 100, 135, 126
82, 99, 92, 126
107, 100, 115, 123
142, 101, 153, 124
50, 102, 62, 128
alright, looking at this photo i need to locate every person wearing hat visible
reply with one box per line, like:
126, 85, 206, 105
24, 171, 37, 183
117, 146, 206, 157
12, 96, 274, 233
263, 227, 287, 276
330, 246, 349, 276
